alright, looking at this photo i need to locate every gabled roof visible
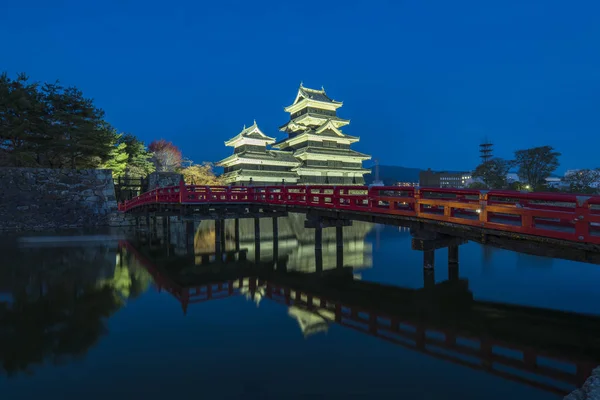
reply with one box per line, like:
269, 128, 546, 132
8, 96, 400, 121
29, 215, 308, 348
315, 120, 344, 136
291, 83, 342, 106
225, 120, 275, 146
278, 113, 350, 131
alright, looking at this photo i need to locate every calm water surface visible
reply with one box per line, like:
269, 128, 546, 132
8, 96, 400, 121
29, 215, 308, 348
1, 215, 600, 399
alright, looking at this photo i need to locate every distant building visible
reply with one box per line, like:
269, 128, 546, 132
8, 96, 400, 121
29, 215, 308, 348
506, 173, 519, 184
216, 122, 300, 186
419, 168, 472, 188
396, 181, 419, 187
273, 84, 371, 185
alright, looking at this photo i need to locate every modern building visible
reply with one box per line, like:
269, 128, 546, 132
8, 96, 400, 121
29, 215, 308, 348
216, 121, 299, 186
396, 181, 419, 187
273, 84, 371, 185
419, 168, 472, 188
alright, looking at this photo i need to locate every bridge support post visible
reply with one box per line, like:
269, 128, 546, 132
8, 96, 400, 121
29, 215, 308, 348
234, 218, 240, 252
186, 220, 194, 256
315, 226, 323, 273
151, 215, 157, 239
273, 217, 279, 262
161, 216, 168, 243
215, 218, 222, 260
423, 249, 435, 289
315, 226, 322, 251
145, 213, 150, 229
448, 244, 459, 281
254, 217, 261, 262
336, 225, 344, 269
220, 219, 226, 254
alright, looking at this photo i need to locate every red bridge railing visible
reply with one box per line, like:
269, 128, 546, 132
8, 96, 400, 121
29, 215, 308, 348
118, 182, 600, 245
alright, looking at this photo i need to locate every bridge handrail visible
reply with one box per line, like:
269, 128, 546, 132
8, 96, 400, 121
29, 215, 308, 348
118, 184, 600, 244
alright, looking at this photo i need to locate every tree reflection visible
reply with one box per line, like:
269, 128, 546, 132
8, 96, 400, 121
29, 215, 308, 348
0, 242, 152, 376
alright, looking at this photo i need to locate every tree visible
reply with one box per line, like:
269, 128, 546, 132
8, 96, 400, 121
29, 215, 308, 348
0, 73, 117, 169
0, 73, 44, 167
472, 158, 513, 189
514, 146, 560, 190
562, 169, 600, 194
100, 136, 129, 178
181, 162, 223, 185
148, 139, 182, 172
118, 134, 155, 177
468, 181, 488, 190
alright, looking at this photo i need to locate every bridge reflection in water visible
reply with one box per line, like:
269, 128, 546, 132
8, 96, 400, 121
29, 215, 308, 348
122, 215, 600, 397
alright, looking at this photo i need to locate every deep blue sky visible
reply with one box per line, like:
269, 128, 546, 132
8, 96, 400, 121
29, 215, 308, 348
2, 0, 599, 172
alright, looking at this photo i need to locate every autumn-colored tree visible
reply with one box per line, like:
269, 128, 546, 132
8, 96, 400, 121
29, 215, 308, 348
181, 162, 223, 185
148, 139, 182, 172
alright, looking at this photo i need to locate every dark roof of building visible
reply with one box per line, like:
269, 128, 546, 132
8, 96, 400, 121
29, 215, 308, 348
272, 129, 359, 147
217, 150, 298, 166
279, 113, 349, 130
293, 164, 370, 172
290, 84, 342, 106
294, 147, 371, 159
222, 170, 299, 178
222, 150, 296, 163
298, 86, 336, 103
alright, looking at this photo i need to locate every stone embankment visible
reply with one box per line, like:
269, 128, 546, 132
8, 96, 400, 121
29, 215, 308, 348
0, 168, 131, 231
565, 367, 600, 400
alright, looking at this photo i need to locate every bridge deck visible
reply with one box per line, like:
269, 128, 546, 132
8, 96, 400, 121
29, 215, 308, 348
119, 184, 600, 248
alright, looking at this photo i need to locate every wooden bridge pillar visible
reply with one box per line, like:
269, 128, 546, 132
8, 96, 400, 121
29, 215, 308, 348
161, 216, 168, 243
423, 249, 435, 289
151, 215, 157, 239
315, 226, 323, 273
185, 220, 194, 255
336, 225, 344, 269
273, 216, 279, 262
254, 217, 261, 262
165, 217, 171, 256
448, 244, 459, 281
220, 219, 226, 253
315, 248, 323, 273
214, 218, 222, 259
315, 226, 323, 250
234, 218, 240, 252
118, 245, 124, 268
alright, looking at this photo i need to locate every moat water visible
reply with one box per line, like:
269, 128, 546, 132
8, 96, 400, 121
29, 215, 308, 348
1, 215, 600, 399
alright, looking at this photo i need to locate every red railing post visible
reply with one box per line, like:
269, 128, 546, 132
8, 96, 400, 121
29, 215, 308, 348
414, 187, 421, 217
479, 190, 488, 225
575, 195, 591, 242
179, 179, 185, 203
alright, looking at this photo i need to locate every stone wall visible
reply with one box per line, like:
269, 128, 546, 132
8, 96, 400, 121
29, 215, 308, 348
147, 172, 183, 190
0, 168, 132, 231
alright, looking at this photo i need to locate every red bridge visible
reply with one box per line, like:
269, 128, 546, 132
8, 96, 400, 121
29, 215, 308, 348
119, 183, 600, 246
